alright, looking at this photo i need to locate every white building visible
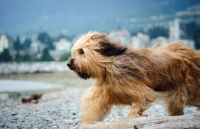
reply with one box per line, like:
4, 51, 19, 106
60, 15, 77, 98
131, 33, 150, 49
169, 18, 180, 42
0, 34, 16, 58
169, 18, 195, 49
50, 38, 72, 61
30, 42, 46, 54
0, 34, 9, 53
151, 37, 169, 47
54, 38, 71, 52
108, 29, 131, 45
182, 39, 195, 49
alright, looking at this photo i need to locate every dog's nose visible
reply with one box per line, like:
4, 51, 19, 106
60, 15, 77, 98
67, 62, 71, 67
67, 61, 73, 69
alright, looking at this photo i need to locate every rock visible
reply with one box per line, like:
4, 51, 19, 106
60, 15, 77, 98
78, 112, 200, 129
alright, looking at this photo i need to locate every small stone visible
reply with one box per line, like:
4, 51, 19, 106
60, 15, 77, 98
64, 119, 74, 125
12, 117, 18, 120
12, 112, 18, 116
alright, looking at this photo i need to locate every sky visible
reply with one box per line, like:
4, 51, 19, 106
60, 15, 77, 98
0, 0, 163, 36
0, 0, 199, 36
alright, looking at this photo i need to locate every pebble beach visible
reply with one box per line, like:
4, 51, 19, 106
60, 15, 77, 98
0, 87, 198, 129
0, 68, 198, 129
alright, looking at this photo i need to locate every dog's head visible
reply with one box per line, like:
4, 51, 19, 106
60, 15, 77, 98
67, 31, 127, 79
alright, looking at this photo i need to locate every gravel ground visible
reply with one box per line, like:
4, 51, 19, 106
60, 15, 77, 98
0, 87, 198, 129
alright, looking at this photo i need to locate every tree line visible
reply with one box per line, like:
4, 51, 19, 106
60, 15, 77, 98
1, 21, 200, 62
0, 32, 71, 62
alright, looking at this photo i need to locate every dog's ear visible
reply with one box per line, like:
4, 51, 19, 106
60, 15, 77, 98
97, 41, 127, 56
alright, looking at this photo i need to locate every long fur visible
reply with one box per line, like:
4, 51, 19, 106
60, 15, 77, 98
67, 31, 200, 122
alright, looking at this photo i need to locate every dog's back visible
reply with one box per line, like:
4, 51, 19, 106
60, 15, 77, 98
143, 41, 200, 113
148, 41, 200, 91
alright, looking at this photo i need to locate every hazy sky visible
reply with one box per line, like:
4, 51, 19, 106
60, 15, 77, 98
0, 0, 199, 36
0, 0, 164, 35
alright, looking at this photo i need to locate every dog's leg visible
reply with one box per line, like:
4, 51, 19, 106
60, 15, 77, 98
127, 103, 145, 119
81, 86, 112, 122
166, 87, 187, 116
195, 103, 200, 109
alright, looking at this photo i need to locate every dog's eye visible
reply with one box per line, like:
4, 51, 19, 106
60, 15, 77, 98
78, 49, 84, 55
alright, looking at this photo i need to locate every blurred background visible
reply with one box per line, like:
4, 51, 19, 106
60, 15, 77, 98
0, 0, 200, 106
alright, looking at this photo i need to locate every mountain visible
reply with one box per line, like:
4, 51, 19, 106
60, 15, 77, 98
0, 0, 200, 37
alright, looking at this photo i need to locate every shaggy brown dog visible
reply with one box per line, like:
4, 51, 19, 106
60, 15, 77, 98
67, 31, 200, 122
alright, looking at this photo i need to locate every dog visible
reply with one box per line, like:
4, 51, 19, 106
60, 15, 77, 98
67, 31, 200, 122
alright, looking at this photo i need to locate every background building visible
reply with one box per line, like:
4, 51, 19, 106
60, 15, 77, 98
108, 29, 131, 45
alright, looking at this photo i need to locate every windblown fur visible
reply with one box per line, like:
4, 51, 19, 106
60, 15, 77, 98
67, 32, 200, 122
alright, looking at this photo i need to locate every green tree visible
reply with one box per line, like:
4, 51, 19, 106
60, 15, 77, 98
14, 52, 32, 62
59, 52, 71, 61
37, 32, 55, 50
20, 54, 31, 62
146, 26, 169, 39
23, 37, 32, 48
40, 48, 54, 61
0, 49, 12, 62
185, 21, 200, 49
14, 51, 20, 62
14, 36, 22, 51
